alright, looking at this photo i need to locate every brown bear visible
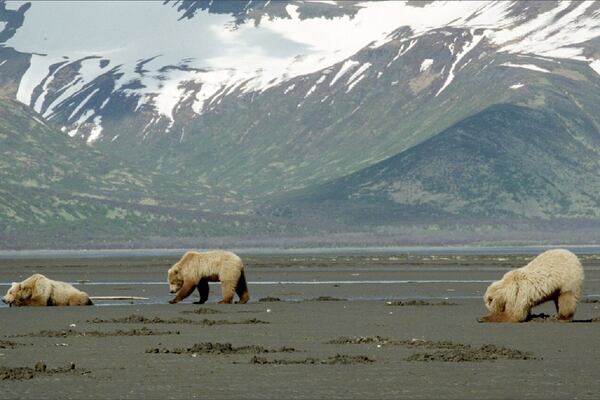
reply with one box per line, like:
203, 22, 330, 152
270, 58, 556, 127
168, 250, 249, 304
2, 273, 93, 307
479, 249, 584, 322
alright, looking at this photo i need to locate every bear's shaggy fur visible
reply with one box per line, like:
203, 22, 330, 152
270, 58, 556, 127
2, 274, 93, 307
479, 249, 584, 322
168, 250, 249, 304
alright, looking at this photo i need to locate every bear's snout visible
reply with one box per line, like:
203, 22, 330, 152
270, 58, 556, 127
169, 289, 176, 294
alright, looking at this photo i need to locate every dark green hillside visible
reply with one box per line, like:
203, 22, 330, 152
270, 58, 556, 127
268, 104, 600, 223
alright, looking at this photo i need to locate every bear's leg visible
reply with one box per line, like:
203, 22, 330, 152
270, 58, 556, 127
235, 271, 249, 304
194, 279, 209, 304
557, 291, 577, 321
169, 281, 196, 304
218, 281, 235, 304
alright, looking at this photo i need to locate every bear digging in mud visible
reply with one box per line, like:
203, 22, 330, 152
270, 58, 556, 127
479, 249, 584, 323
168, 250, 249, 304
2, 273, 93, 307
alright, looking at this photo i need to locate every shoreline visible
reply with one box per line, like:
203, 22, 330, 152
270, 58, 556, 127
2, 244, 600, 259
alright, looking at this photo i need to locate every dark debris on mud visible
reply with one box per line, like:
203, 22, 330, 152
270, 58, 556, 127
258, 297, 283, 302
526, 313, 600, 323
180, 308, 222, 315
88, 315, 268, 325
582, 298, 600, 303
308, 296, 346, 302
0, 362, 90, 381
0, 339, 29, 349
11, 327, 179, 338
327, 336, 535, 362
405, 344, 535, 362
386, 300, 457, 306
249, 354, 374, 365
146, 342, 295, 355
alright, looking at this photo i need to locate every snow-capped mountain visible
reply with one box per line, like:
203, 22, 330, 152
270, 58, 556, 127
1, 0, 600, 247
2, 0, 599, 144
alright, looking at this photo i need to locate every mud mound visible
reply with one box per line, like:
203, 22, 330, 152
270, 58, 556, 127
582, 298, 600, 303
0, 340, 29, 349
527, 313, 599, 323
88, 315, 268, 325
327, 336, 460, 349
527, 313, 557, 322
13, 327, 179, 338
406, 344, 535, 362
258, 297, 282, 302
146, 342, 294, 355
180, 308, 222, 315
309, 296, 346, 302
327, 336, 534, 361
327, 336, 392, 345
0, 362, 90, 381
249, 354, 374, 365
386, 300, 457, 306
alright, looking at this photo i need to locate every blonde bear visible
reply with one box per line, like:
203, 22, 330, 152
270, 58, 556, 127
168, 250, 249, 304
2, 273, 93, 307
479, 249, 584, 322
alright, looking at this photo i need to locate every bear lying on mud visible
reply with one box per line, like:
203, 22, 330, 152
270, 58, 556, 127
479, 249, 584, 323
168, 250, 249, 304
2, 273, 93, 307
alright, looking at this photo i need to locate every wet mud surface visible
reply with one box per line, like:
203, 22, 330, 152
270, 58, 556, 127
1, 253, 600, 399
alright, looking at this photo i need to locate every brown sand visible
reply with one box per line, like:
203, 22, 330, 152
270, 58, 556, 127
0, 253, 599, 399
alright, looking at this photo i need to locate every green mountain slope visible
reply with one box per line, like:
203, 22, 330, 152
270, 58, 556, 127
267, 104, 600, 224
0, 97, 292, 248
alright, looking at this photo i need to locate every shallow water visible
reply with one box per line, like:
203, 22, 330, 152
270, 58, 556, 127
2, 245, 600, 259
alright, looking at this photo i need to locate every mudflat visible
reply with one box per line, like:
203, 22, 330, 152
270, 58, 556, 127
0, 253, 599, 399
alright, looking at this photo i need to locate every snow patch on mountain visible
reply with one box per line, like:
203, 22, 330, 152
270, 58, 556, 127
346, 63, 371, 85
501, 62, 550, 74
330, 60, 359, 86
590, 60, 600, 75
68, 88, 99, 121
87, 116, 103, 144
420, 59, 433, 72
436, 32, 485, 96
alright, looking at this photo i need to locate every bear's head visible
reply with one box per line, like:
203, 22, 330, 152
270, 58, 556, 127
484, 270, 524, 312
484, 280, 507, 313
2, 282, 32, 307
168, 265, 183, 294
